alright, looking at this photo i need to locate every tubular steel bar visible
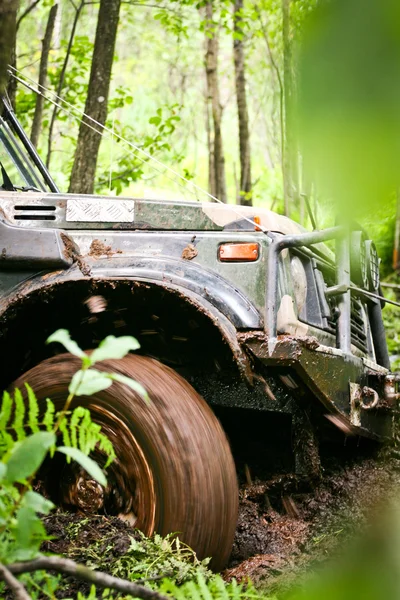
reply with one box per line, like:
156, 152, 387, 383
335, 232, 352, 353
266, 226, 345, 354
1, 98, 60, 193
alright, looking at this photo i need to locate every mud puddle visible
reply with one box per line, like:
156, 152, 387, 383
226, 446, 400, 593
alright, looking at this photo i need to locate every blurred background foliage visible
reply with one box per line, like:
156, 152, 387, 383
5, 0, 400, 347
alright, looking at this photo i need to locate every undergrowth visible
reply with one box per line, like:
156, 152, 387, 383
47, 514, 265, 600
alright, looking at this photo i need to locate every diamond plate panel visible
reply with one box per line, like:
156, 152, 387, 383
66, 198, 134, 223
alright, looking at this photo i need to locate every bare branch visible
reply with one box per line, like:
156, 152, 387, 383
31, 3, 58, 147
0, 563, 31, 600
16, 0, 41, 31
8, 557, 169, 600
46, 0, 85, 168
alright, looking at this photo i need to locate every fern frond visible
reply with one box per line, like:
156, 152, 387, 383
58, 416, 71, 449
25, 384, 39, 434
12, 389, 26, 442
0, 391, 14, 456
70, 406, 85, 449
42, 398, 55, 432
0, 391, 13, 431
78, 409, 92, 455
197, 573, 214, 600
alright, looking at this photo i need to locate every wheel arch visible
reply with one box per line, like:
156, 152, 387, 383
0, 269, 254, 391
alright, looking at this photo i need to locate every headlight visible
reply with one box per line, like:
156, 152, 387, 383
365, 240, 380, 291
290, 255, 308, 314
350, 231, 368, 287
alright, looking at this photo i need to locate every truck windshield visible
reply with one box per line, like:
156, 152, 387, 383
0, 99, 59, 193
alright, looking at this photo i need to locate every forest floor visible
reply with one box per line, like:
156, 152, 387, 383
39, 443, 400, 598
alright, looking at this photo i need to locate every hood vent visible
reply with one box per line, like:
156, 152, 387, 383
14, 205, 56, 221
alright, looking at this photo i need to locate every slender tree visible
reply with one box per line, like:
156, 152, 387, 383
282, 0, 298, 216
31, 3, 58, 148
0, 0, 18, 98
69, 0, 122, 194
204, 1, 227, 203
7, 0, 43, 109
46, 0, 85, 168
233, 0, 252, 206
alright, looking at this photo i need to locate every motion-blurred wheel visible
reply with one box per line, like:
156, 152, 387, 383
12, 353, 238, 570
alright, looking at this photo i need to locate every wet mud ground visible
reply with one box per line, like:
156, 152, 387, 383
38, 441, 400, 598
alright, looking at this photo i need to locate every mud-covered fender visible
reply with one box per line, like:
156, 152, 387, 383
0, 256, 261, 383
0, 255, 262, 328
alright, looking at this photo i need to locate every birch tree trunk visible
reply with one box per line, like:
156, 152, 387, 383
31, 3, 58, 148
233, 0, 252, 206
282, 0, 298, 216
68, 0, 121, 194
204, 1, 227, 203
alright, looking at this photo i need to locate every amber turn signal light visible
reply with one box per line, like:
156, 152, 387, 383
219, 243, 260, 262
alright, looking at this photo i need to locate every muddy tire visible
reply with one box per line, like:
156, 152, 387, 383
12, 354, 238, 570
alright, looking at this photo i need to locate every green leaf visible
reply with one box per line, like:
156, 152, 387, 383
14, 504, 48, 560
12, 388, 26, 442
57, 446, 107, 487
47, 329, 86, 359
26, 383, 39, 434
149, 116, 162, 126
69, 369, 113, 396
0, 463, 7, 482
23, 491, 54, 515
5, 432, 56, 483
90, 335, 140, 364
0, 391, 12, 430
108, 373, 149, 403
43, 398, 55, 431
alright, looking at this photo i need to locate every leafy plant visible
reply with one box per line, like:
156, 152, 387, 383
0, 330, 144, 581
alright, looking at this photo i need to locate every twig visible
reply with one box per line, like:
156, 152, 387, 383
16, 0, 41, 31
381, 282, 400, 290
8, 557, 169, 600
0, 563, 31, 600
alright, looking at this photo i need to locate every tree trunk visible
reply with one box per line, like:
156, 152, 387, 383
204, 1, 227, 203
282, 0, 298, 217
30, 3, 58, 148
204, 91, 216, 197
0, 0, 18, 99
46, 0, 85, 168
233, 0, 252, 206
69, 0, 121, 194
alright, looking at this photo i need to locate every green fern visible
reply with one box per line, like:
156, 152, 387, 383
0, 386, 115, 466
43, 398, 55, 432
158, 573, 265, 600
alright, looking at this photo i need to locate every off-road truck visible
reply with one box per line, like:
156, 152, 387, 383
0, 98, 398, 569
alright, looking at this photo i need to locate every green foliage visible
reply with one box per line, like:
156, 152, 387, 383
159, 573, 263, 600
0, 329, 143, 573
0, 385, 115, 467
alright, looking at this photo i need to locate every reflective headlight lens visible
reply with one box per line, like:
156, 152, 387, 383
350, 231, 368, 287
290, 255, 308, 314
365, 240, 380, 290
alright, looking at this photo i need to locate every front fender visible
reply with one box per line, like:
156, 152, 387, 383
0, 255, 262, 330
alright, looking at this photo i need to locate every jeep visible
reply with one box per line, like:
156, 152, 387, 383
0, 97, 397, 569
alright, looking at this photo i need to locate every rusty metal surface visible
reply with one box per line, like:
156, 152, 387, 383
0, 214, 73, 270
241, 331, 392, 440
0, 191, 309, 234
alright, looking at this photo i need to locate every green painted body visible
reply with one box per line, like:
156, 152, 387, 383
0, 102, 397, 453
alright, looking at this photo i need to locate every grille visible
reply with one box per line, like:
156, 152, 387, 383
326, 294, 368, 353
14, 205, 56, 221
